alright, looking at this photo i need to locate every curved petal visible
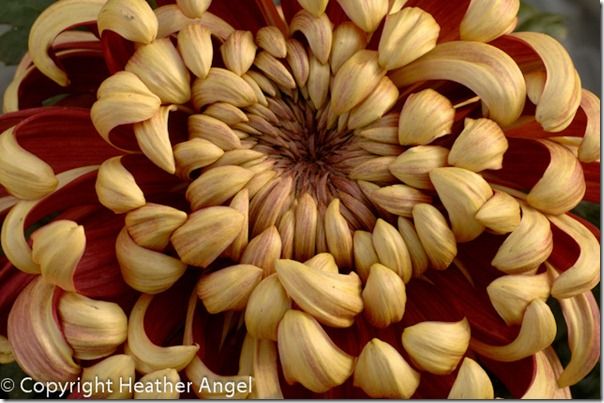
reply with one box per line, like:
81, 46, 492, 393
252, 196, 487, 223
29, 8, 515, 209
390, 41, 526, 126
522, 348, 571, 398
403, 0, 471, 42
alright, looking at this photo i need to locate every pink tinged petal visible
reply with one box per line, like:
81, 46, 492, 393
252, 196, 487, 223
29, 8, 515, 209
522, 348, 571, 398
0, 262, 35, 335
390, 41, 526, 127
508, 32, 582, 132
7, 277, 80, 381
577, 89, 600, 162
548, 214, 600, 299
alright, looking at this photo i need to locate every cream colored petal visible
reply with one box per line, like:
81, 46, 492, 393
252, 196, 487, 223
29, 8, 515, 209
397, 89, 454, 145
402, 318, 470, 375
362, 263, 406, 328
188, 114, 241, 150
289, 10, 332, 64
353, 338, 420, 398
197, 264, 263, 313
448, 118, 509, 172
116, 228, 187, 294
240, 226, 283, 276
330, 21, 367, 73
29, 0, 105, 86
192, 67, 257, 109
82, 355, 135, 399
254, 51, 296, 89
557, 289, 600, 387
391, 41, 526, 127
378, 7, 439, 70
186, 165, 254, 210
526, 140, 586, 215
95, 156, 146, 214
134, 105, 177, 173
430, 167, 492, 242
278, 310, 354, 392
223, 189, 250, 261
548, 214, 600, 299
397, 216, 429, 278
304, 253, 339, 274
59, 292, 127, 360
348, 76, 399, 130
511, 32, 581, 132
307, 54, 331, 110
370, 184, 431, 217
126, 38, 191, 104
256, 26, 287, 58
324, 199, 353, 268
474, 190, 521, 234
460, 0, 519, 42
389, 145, 448, 189
337, 0, 388, 32
0, 127, 57, 200
349, 156, 397, 182
297, 0, 329, 16
128, 294, 199, 373
135, 368, 181, 399
294, 193, 318, 261
471, 299, 556, 361
412, 203, 457, 270
98, 0, 158, 44
353, 230, 379, 282
173, 138, 224, 179
177, 24, 213, 79
286, 39, 311, 88
92, 72, 161, 149
491, 205, 553, 274
275, 259, 363, 328
331, 50, 385, 115
31, 220, 84, 292
372, 219, 412, 282
205, 102, 248, 126
222, 30, 257, 76
522, 348, 571, 398
487, 271, 551, 325
447, 357, 494, 399
577, 89, 600, 162
125, 203, 187, 251
1, 167, 95, 274
245, 274, 291, 341
171, 206, 245, 268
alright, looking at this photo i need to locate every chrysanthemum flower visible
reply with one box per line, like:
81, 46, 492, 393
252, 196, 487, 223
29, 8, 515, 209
0, 0, 599, 399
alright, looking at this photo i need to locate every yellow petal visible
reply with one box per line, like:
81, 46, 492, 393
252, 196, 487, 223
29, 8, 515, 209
126, 38, 191, 104
135, 368, 181, 399
362, 263, 406, 328
397, 89, 454, 145
447, 357, 494, 399
176, 0, 211, 18
471, 299, 556, 362
222, 30, 257, 76
522, 348, 571, 398
511, 32, 581, 132
412, 203, 457, 270
134, 105, 177, 173
245, 274, 291, 341
430, 167, 492, 242
460, 0, 519, 42
0, 127, 58, 200
294, 193, 318, 261
192, 67, 257, 109
526, 140, 585, 215
297, 0, 329, 17
474, 190, 521, 234
128, 294, 199, 373
256, 26, 287, 58
188, 114, 242, 150
307, 54, 331, 110
286, 38, 311, 87
324, 199, 353, 268
378, 7, 439, 70
186, 165, 254, 210
177, 24, 213, 79
278, 310, 354, 392
348, 76, 399, 130
397, 217, 429, 278
448, 118, 509, 172
370, 184, 431, 217
353, 230, 379, 281
391, 41, 526, 127
353, 338, 420, 398
96, 157, 146, 214
336, 0, 388, 32
402, 318, 470, 375
98, 0, 158, 44
31, 220, 84, 291
125, 203, 187, 251
29, 0, 105, 86
240, 226, 283, 276
389, 145, 448, 189
577, 89, 600, 162
254, 51, 296, 89
330, 21, 367, 73
173, 138, 224, 179
372, 219, 412, 282
491, 205, 552, 274
116, 228, 187, 294
289, 10, 333, 64
81, 355, 135, 399
59, 292, 127, 360
275, 258, 363, 328
197, 264, 263, 313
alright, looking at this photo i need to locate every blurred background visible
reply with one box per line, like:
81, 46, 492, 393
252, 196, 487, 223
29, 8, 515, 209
0, 0, 600, 399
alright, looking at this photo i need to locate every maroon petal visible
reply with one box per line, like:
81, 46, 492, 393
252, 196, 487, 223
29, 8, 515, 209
209, 0, 286, 33
404, 0, 471, 42
0, 261, 35, 335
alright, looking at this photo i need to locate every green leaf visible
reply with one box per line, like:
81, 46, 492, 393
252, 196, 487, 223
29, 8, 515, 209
0, 0, 53, 27
517, 1, 567, 41
0, 27, 29, 66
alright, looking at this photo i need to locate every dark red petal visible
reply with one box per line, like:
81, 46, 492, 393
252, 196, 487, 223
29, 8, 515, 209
13, 108, 121, 172
490, 34, 541, 71
581, 162, 600, 202
17, 51, 109, 110
101, 30, 135, 74
478, 355, 536, 398
549, 216, 582, 273
404, 0, 471, 42
209, 0, 286, 33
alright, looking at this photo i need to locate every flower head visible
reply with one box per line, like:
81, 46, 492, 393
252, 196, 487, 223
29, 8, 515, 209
0, 0, 600, 398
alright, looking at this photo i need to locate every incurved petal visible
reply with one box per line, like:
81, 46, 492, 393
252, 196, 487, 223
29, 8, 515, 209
390, 41, 526, 126
522, 348, 571, 398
